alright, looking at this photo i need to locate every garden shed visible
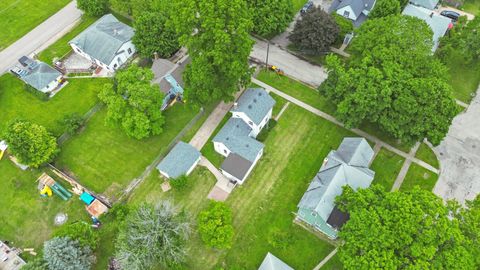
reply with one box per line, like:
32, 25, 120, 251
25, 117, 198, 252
156, 141, 201, 179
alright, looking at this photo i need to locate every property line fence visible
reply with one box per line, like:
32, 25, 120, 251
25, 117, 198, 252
57, 103, 104, 145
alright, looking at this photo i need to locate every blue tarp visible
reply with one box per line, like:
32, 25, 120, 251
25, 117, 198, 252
80, 192, 95, 205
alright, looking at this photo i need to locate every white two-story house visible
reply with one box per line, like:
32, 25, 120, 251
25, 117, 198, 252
69, 14, 136, 73
212, 88, 276, 184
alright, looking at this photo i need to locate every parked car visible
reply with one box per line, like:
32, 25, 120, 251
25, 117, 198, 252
301, 1, 314, 13
440, 10, 460, 21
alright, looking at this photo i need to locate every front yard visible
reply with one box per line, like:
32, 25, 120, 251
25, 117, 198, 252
370, 148, 405, 191
400, 164, 439, 192
442, 50, 480, 103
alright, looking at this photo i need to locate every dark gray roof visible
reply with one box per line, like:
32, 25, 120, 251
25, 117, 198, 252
298, 138, 375, 222
221, 153, 253, 181
69, 14, 134, 65
213, 118, 264, 162
326, 206, 350, 229
156, 142, 200, 179
21, 61, 61, 91
231, 88, 276, 125
332, 0, 376, 17
258, 253, 293, 270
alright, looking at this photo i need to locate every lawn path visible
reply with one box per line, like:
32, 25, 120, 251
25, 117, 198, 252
313, 248, 338, 270
391, 142, 420, 191
252, 77, 439, 175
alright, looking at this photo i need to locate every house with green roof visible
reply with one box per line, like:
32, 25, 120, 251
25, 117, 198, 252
213, 88, 275, 184
69, 14, 136, 73
156, 141, 201, 179
10, 56, 63, 94
296, 137, 375, 239
258, 253, 293, 270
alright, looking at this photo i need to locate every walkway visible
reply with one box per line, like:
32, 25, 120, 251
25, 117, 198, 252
252, 77, 439, 175
391, 142, 421, 191
313, 248, 338, 270
0, 1, 82, 74
189, 101, 232, 150
199, 157, 235, 202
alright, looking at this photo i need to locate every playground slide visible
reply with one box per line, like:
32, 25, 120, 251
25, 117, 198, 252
0, 150, 4, 160
51, 183, 72, 201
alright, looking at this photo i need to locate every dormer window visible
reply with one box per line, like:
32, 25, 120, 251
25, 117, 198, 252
248, 121, 253, 126
343, 10, 350, 17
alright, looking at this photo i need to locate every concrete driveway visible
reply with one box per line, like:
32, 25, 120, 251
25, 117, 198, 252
0, 1, 82, 74
434, 88, 480, 203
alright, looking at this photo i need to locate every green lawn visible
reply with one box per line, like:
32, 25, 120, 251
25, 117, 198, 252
0, 74, 108, 136
292, 0, 307, 11
415, 143, 439, 169
271, 92, 288, 118
200, 114, 229, 168
462, 0, 480, 15
322, 254, 344, 270
441, 50, 480, 103
55, 104, 203, 197
0, 0, 70, 50
370, 148, 405, 191
400, 164, 439, 192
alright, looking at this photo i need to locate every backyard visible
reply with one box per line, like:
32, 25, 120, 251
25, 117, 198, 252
415, 143, 440, 169
0, 0, 70, 50
441, 50, 480, 103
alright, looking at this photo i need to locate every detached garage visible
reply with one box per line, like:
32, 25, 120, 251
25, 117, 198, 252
156, 141, 201, 179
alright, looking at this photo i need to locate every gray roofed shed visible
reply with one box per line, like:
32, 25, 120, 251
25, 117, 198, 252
156, 142, 201, 179
231, 88, 276, 125
21, 62, 62, 91
258, 253, 294, 270
69, 14, 134, 65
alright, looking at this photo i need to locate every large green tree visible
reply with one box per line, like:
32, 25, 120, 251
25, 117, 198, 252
337, 186, 477, 269
132, 12, 179, 58
247, 0, 294, 37
289, 6, 339, 54
3, 120, 58, 167
77, 0, 109, 16
319, 16, 457, 145
369, 0, 401, 18
198, 201, 234, 249
43, 237, 95, 270
172, 0, 254, 105
98, 65, 165, 140
115, 202, 190, 269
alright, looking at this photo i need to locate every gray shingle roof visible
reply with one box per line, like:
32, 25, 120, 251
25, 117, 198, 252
410, 0, 439, 9
21, 62, 61, 91
231, 88, 276, 125
298, 138, 375, 222
221, 153, 253, 181
213, 118, 264, 162
402, 4, 451, 52
69, 14, 134, 65
258, 253, 293, 270
334, 0, 376, 17
156, 142, 200, 179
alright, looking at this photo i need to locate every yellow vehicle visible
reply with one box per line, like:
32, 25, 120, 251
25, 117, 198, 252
268, 65, 284, 76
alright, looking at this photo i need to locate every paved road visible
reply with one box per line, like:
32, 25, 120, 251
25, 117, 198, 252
0, 1, 82, 74
434, 88, 480, 203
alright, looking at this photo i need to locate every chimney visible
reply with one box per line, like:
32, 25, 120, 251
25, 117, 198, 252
322, 158, 329, 167
430, 12, 434, 18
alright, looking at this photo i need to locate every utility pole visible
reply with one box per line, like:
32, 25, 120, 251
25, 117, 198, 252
265, 40, 270, 69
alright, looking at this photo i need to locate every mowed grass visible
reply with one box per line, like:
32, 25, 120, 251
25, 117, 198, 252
463, 0, 480, 15
442, 51, 480, 103
292, 0, 308, 11
400, 164, 439, 192
55, 104, 203, 196
415, 143, 439, 169
0, 74, 108, 136
0, 158, 88, 250
370, 148, 405, 191
0, 0, 70, 50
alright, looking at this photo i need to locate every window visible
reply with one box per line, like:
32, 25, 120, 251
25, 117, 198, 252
248, 121, 253, 126
343, 10, 350, 18
224, 149, 227, 154
117, 57, 121, 64
128, 48, 132, 54
113, 64, 118, 69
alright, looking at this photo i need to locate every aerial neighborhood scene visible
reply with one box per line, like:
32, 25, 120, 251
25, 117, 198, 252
1, 0, 480, 269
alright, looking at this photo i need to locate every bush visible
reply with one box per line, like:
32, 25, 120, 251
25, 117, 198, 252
198, 201, 234, 249
256, 119, 277, 142
333, 14, 353, 44
59, 113, 84, 135
43, 237, 95, 270
170, 174, 189, 190
54, 222, 99, 249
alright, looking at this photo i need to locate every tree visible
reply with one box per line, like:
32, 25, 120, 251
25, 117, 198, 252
43, 237, 95, 270
21, 258, 47, 270
247, 0, 294, 37
58, 113, 84, 135
3, 120, 58, 167
132, 12, 179, 58
289, 7, 339, 54
332, 14, 353, 43
454, 16, 480, 62
172, 0, 254, 105
198, 201, 234, 249
170, 174, 189, 190
336, 186, 477, 269
369, 0, 401, 18
77, 0, 108, 16
54, 222, 99, 249
98, 65, 165, 139
319, 16, 457, 145
115, 202, 190, 269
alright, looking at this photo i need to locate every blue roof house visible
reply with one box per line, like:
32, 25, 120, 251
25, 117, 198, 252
258, 253, 294, 270
296, 137, 375, 239
213, 88, 275, 184
69, 14, 136, 73
330, 0, 377, 27
156, 142, 201, 179
10, 56, 63, 94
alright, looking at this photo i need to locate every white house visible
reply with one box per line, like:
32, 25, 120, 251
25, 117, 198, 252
69, 14, 136, 73
212, 88, 275, 184
10, 56, 63, 94
330, 0, 377, 26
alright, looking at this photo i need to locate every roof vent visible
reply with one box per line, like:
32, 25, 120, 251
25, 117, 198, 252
246, 144, 249, 147
248, 105, 252, 109
258, 92, 262, 96
226, 137, 229, 141
253, 98, 257, 103
236, 125, 239, 128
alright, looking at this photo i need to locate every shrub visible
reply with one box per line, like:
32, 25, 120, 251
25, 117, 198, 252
198, 201, 234, 249
256, 119, 277, 142
333, 14, 353, 44
59, 113, 84, 135
170, 174, 189, 190
54, 222, 99, 249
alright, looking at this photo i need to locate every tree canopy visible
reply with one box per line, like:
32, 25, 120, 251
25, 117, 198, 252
289, 7, 339, 54
43, 237, 95, 270
198, 201, 234, 249
98, 65, 165, 140
369, 0, 401, 18
247, 0, 294, 37
337, 186, 479, 269
319, 16, 457, 145
115, 202, 190, 269
4, 120, 58, 167
54, 222, 99, 250
132, 11, 179, 58
172, 0, 254, 105
77, 0, 109, 16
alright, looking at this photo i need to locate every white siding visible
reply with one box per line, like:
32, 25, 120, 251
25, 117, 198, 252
159, 171, 170, 179
336, 6, 357, 21
39, 75, 62, 93
107, 41, 136, 70
186, 157, 201, 176
214, 142, 230, 157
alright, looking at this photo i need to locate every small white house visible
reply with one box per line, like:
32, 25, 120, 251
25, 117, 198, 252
330, 0, 376, 26
10, 56, 63, 94
156, 142, 201, 179
69, 14, 136, 73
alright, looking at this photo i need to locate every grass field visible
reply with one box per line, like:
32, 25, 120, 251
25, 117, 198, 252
442, 51, 480, 103
0, 74, 108, 136
400, 164, 439, 192
292, 0, 308, 11
370, 148, 405, 191
0, 0, 70, 50
415, 143, 439, 169
462, 0, 480, 15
